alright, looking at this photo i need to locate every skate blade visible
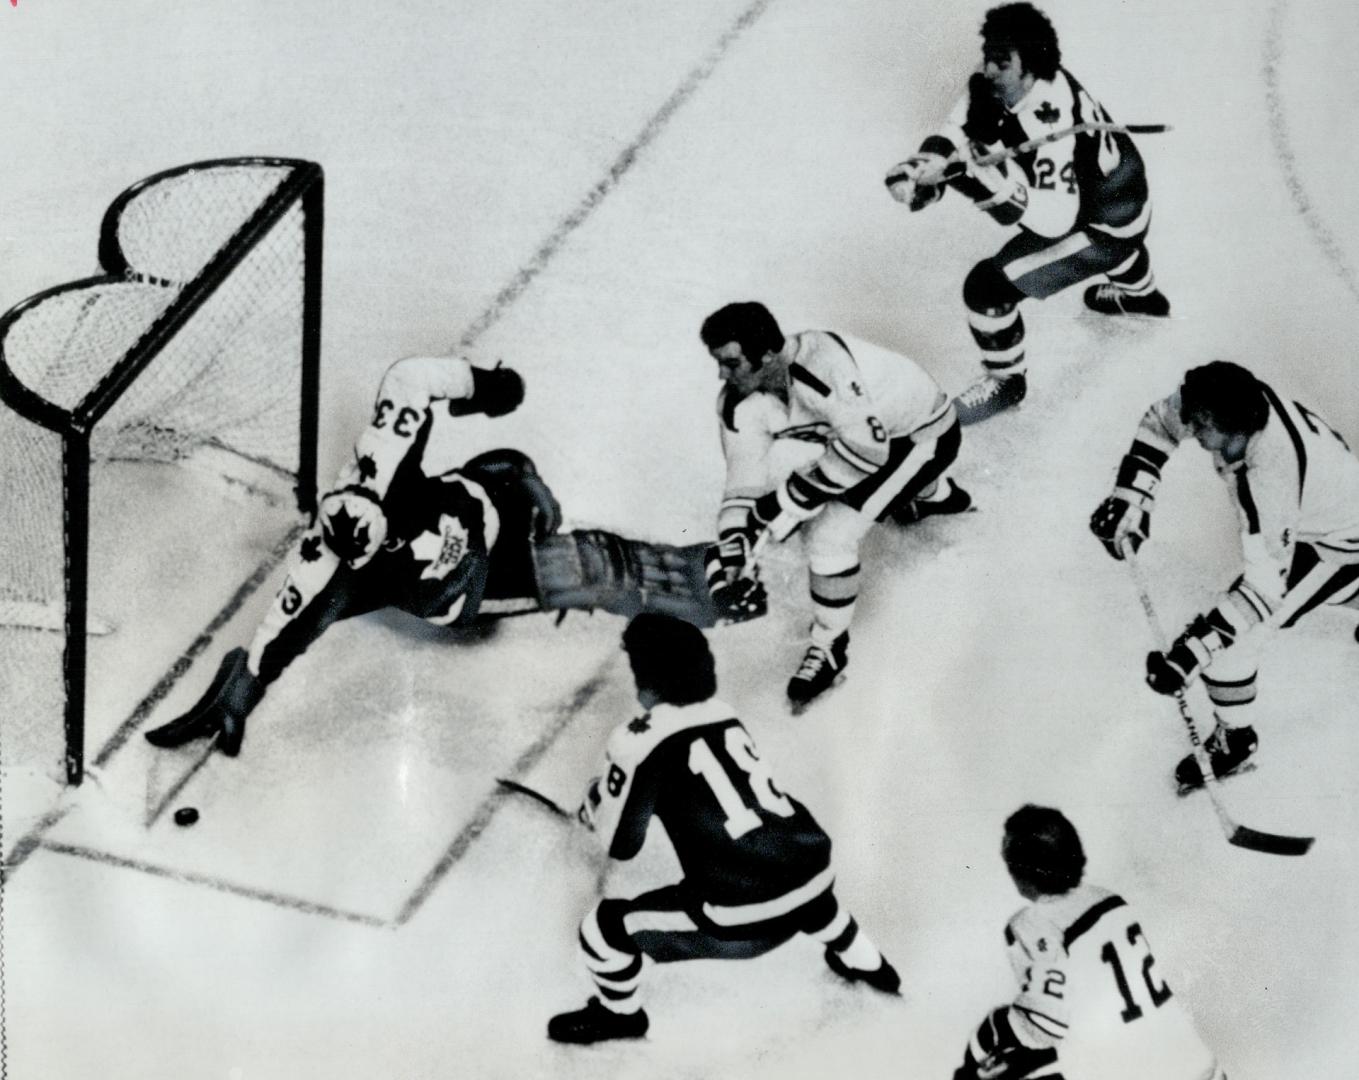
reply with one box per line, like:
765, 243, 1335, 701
787, 673, 847, 716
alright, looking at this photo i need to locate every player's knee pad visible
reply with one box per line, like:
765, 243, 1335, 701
584, 900, 639, 964
963, 259, 1023, 315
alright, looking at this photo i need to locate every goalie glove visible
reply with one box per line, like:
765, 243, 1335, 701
319, 486, 388, 568
1146, 608, 1236, 695
1090, 438, 1168, 560
448, 362, 525, 418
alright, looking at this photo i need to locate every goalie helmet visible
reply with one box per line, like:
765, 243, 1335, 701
1002, 804, 1086, 897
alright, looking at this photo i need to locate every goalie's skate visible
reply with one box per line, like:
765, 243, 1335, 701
1175, 723, 1258, 796
144, 647, 262, 757
787, 633, 849, 713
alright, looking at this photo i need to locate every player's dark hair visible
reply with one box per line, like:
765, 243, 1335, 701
700, 302, 785, 369
1178, 361, 1270, 435
981, 3, 1061, 81
622, 612, 717, 706
1002, 804, 1086, 896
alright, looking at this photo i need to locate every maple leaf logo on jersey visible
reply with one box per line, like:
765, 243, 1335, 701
1036, 937, 1049, 952
322, 504, 371, 563
356, 453, 377, 483
410, 513, 471, 580
628, 714, 651, 733
1034, 102, 1059, 125
300, 534, 323, 562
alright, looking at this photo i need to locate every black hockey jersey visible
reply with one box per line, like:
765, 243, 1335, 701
591, 698, 832, 909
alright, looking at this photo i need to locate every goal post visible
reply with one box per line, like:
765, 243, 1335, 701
0, 157, 323, 786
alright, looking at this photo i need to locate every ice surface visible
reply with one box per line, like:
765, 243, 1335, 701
2, 0, 1357, 1077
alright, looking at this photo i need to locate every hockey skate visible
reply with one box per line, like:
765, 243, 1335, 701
547, 997, 649, 1044
824, 947, 902, 996
1175, 723, 1258, 795
144, 647, 263, 757
787, 633, 849, 712
887, 479, 973, 527
954, 372, 1026, 425
1083, 283, 1171, 318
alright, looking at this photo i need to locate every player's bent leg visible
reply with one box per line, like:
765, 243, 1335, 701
548, 899, 651, 1044
956, 259, 1028, 425
1175, 650, 1260, 794
799, 887, 900, 995
953, 1007, 1061, 1080
1084, 240, 1170, 317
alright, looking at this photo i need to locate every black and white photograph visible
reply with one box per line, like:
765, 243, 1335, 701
1, 0, 1356, 1076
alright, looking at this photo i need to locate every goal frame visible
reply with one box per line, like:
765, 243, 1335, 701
0, 157, 323, 785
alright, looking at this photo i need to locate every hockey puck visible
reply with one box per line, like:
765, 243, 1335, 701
173, 807, 200, 827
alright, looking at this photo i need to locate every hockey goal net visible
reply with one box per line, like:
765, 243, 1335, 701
0, 158, 322, 786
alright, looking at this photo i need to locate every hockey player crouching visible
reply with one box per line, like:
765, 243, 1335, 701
701, 301, 970, 710
146, 356, 750, 758
885, 3, 1168, 424
953, 805, 1223, 1080
1091, 361, 1359, 793
548, 612, 900, 1045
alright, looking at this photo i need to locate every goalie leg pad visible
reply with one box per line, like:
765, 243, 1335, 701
532, 531, 763, 627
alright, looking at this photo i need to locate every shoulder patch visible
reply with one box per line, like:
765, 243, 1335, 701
1035, 101, 1059, 125
789, 363, 831, 397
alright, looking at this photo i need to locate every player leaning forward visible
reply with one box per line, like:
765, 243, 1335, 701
953, 805, 1223, 1080
886, 2, 1168, 424
1092, 361, 1359, 792
701, 301, 970, 708
548, 613, 900, 1045
145, 355, 729, 757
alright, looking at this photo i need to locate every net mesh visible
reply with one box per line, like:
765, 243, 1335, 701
0, 160, 316, 785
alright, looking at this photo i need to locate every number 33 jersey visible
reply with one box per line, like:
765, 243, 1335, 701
591, 698, 831, 909
1004, 885, 1219, 1080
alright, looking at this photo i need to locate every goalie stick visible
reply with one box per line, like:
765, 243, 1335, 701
900, 122, 1172, 189
1125, 549, 1313, 857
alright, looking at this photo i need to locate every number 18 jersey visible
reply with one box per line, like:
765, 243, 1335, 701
1004, 885, 1219, 1080
591, 698, 832, 910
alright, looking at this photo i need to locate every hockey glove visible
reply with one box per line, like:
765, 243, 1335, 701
319, 486, 388, 568
578, 776, 602, 829
884, 152, 956, 211
711, 575, 768, 624
1091, 438, 1166, 559
460, 363, 525, 418
1089, 493, 1152, 560
1145, 609, 1235, 695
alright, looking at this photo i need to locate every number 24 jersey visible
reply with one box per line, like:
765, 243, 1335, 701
1005, 884, 1219, 1080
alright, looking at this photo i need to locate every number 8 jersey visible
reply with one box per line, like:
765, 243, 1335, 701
590, 698, 832, 911
1004, 884, 1220, 1080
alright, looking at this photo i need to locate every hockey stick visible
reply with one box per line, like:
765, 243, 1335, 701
1124, 549, 1313, 856
903, 122, 1172, 188
496, 777, 572, 820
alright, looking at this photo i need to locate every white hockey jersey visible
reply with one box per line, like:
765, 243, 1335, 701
716, 330, 951, 530
1004, 885, 1219, 1080
1136, 387, 1359, 610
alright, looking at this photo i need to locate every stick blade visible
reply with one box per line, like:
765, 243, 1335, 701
496, 777, 571, 819
1228, 824, 1314, 857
